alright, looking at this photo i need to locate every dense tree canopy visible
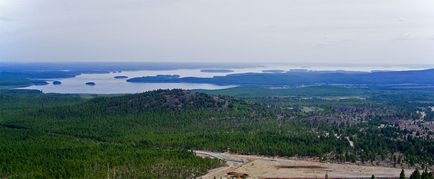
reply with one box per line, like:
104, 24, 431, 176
0, 88, 433, 177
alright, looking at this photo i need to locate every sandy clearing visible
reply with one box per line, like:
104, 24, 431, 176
196, 151, 413, 179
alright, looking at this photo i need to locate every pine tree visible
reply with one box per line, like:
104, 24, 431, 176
371, 175, 376, 179
401, 169, 406, 179
422, 168, 428, 179
411, 168, 421, 179
415, 168, 421, 179
422, 168, 433, 179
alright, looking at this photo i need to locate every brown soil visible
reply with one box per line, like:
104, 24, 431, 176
197, 151, 413, 179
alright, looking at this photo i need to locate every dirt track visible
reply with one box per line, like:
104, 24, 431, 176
196, 151, 413, 179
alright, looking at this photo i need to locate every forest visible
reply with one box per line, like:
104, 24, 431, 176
127, 69, 434, 88
0, 87, 433, 178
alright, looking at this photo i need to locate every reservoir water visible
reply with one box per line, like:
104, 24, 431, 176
20, 65, 429, 94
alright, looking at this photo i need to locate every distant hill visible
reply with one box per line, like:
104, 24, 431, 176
0, 72, 48, 87
113, 75, 128, 79
200, 69, 234, 73
128, 69, 434, 88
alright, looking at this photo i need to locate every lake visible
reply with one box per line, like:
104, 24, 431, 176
20, 71, 237, 94
20, 64, 428, 94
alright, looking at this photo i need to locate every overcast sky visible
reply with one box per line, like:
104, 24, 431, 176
1, 0, 434, 64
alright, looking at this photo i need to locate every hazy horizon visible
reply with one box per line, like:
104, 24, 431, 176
1, 2, 434, 175
0, 60, 434, 67
1, 0, 434, 64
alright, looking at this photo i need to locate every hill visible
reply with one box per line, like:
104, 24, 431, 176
0, 89, 432, 177
0, 90, 231, 178
128, 69, 434, 88
85, 89, 241, 112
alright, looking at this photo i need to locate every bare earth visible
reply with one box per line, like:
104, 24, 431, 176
196, 151, 413, 179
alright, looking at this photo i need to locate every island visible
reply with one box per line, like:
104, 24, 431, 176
114, 76, 129, 79
289, 69, 309, 72
200, 69, 234, 73
52, 81, 62, 85
126, 69, 434, 88
262, 70, 285, 73
127, 75, 182, 83
85, 82, 96, 86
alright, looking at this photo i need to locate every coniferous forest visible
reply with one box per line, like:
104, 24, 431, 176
0, 88, 433, 178
2, 0, 434, 177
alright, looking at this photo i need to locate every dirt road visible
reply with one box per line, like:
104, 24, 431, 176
195, 151, 413, 179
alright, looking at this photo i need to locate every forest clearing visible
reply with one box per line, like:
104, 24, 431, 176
196, 151, 414, 179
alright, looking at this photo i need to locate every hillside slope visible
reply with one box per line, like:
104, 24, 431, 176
1, 89, 432, 177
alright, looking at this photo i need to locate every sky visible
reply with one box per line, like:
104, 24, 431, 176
1, 0, 434, 65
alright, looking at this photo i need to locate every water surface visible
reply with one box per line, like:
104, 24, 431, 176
21, 65, 428, 94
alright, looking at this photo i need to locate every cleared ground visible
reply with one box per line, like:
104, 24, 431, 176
195, 151, 413, 179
